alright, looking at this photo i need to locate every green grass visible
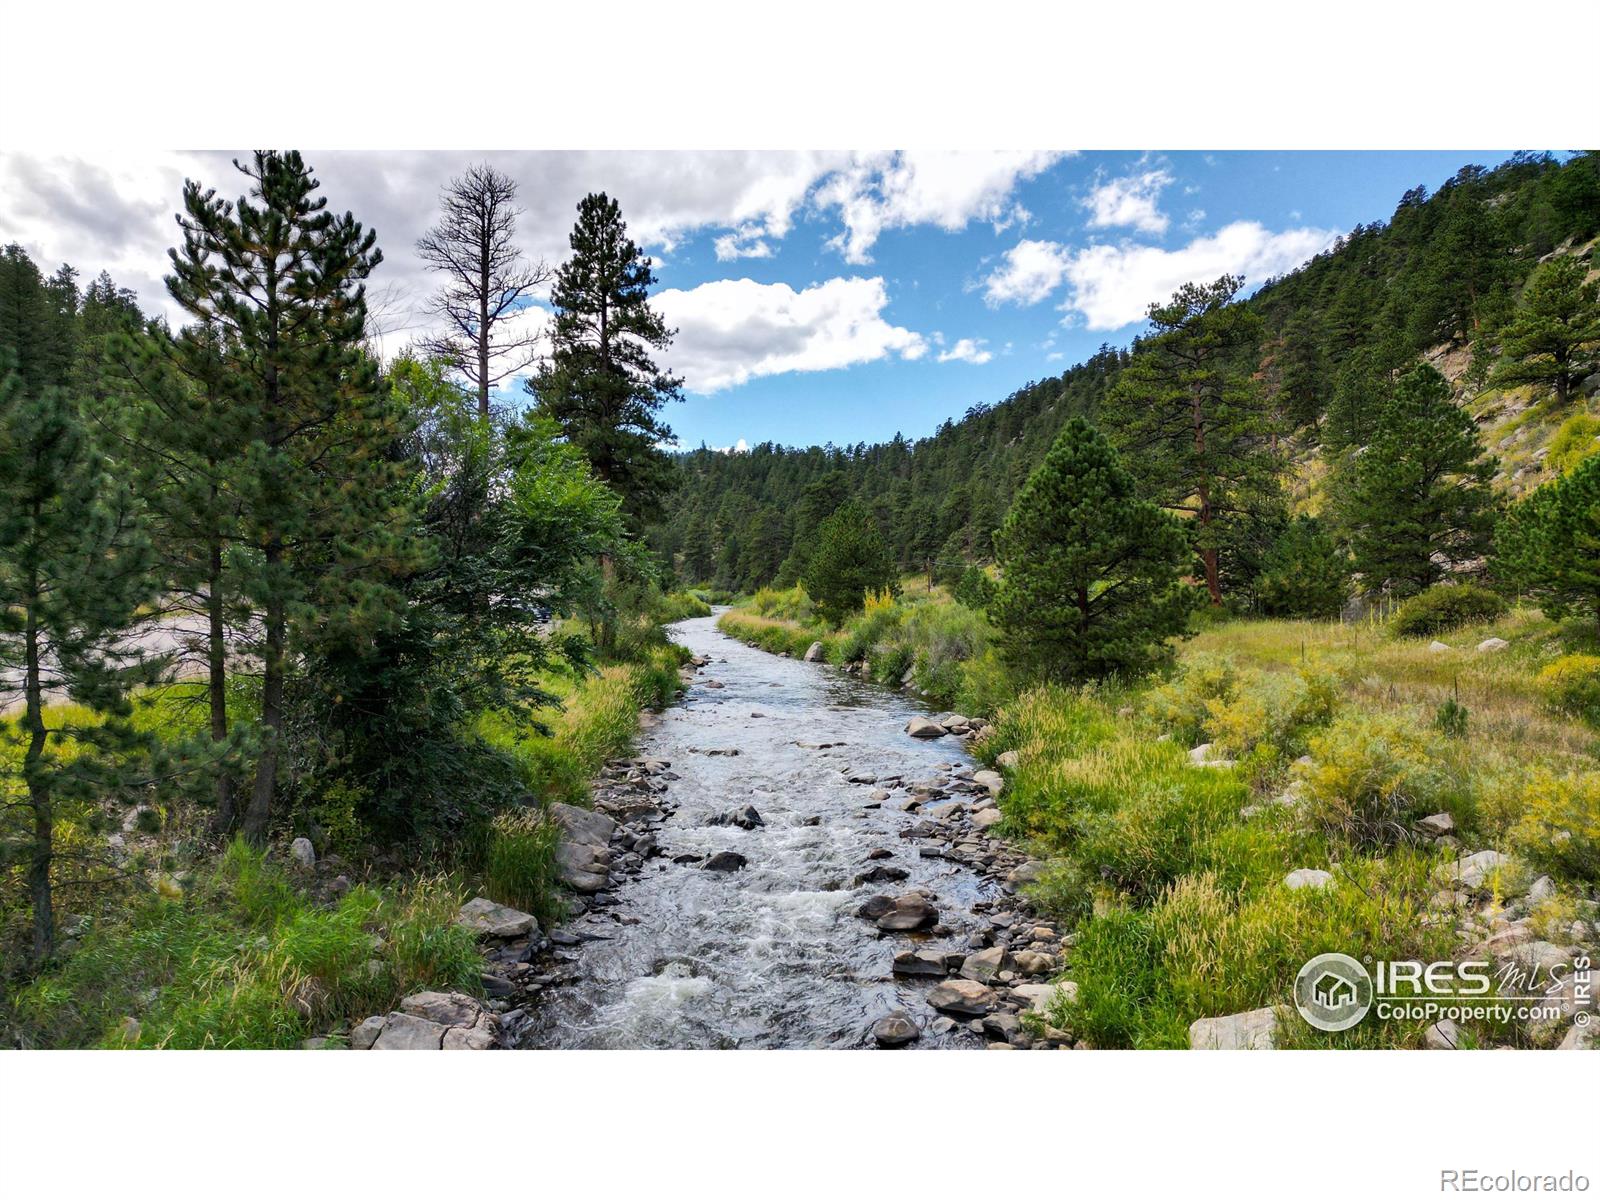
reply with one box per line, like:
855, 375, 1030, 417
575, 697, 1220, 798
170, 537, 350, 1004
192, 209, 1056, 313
9, 841, 484, 1049
981, 604, 1600, 1049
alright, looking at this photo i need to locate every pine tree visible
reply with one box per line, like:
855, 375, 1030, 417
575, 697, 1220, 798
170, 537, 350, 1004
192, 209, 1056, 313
0, 352, 162, 960
165, 151, 422, 845
108, 321, 251, 829
529, 193, 682, 526
1496, 452, 1600, 632
1102, 275, 1282, 605
1336, 363, 1498, 596
802, 501, 896, 626
1323, 348, 1389, 453
1488, 255, 1600, 406
991, 418, 1194, 683
1254, 515, 1352, 619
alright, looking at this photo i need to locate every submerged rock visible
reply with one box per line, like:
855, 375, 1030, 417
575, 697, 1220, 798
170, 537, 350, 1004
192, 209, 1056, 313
871, 1010, 921, 1047
702, 851, 748, 872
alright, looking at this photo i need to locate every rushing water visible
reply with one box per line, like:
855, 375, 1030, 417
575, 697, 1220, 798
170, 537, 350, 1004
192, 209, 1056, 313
521, 612, 997, 1049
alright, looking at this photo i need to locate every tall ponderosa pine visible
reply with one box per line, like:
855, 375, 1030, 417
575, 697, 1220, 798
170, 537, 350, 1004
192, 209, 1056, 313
1103, 275, 1281, 605
109, 322, 250, 829
1497, 452, 1600, 633
529, 192, 682, 525
0, 351, 161, 961
991, 418, 1194, 683
1336, 363, 1497, 596
1488, 255, 1600, 406
802, 501, 896, 627
416, 164, 550, 417
165, 151, 422, 845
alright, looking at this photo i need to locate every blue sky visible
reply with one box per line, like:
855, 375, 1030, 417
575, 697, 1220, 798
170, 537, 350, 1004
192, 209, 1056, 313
639, 151, 1516, 450
0, 149, 1526, 451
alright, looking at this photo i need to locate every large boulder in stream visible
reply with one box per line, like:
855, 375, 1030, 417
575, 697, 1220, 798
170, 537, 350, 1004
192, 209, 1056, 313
703, 851, 748, 872
905, 717, 948, 739
551, 802, 617, 893
803, 641, 825, 662
871, 1010, 921, 1047
926, 978, 997, 1016
875, 894, 939, 931
708, 805, 764, 830
456, 896, 538, 940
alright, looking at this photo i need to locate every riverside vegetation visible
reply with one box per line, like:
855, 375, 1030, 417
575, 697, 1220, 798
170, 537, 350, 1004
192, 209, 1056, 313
4, 150, 1598, 1050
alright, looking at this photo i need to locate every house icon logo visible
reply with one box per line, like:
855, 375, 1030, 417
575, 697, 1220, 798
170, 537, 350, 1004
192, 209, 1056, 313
1294, 953, 1374, 1032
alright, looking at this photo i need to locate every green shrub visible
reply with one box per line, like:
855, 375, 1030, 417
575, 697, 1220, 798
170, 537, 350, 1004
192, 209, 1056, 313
1433, 696, 1471, 739
1510, 769, 1600, 884
1390, 583, 1508, 637
1538, 654, 1600, 726
1298, 712, 1446, 847
1141, 654, 1239, 747
656, 591, 713, 622
1203, 666, 1339, 759
952, 565, 996, 611
1254, 516, 1352, 619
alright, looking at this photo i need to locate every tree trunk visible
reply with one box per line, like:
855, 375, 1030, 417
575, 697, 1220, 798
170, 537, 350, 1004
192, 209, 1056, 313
477, 251, 491, 418
23, 588, 53, 962
242, 544, 284, 847
206, 533, 234, 834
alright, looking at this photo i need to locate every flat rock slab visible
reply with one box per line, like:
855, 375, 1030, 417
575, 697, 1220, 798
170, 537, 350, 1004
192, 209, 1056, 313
926, 978, 997, 1016
457, 896, 538, 940
371, 1012, 448, 1050
399, 991, 482, 1028
1189, 1007, 1278, 1050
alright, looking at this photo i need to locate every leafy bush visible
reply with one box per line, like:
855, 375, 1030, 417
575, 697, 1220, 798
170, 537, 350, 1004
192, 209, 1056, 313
1390, 583, 1507, 637
1141, 654, 1239, 747
1546, 411, 1600, 476
1203, 666, 1339, 759
1297, 713, 1446, 847
1511, 769, 1600, 884
656, 591, 713, 622
1538, 654, 1600, 727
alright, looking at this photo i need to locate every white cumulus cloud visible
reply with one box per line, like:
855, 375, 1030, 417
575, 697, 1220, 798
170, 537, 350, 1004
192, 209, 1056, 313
1081, 167, 1174, 235
1059, 220, 1340, 330
655, 276, 927, 393
936, 337, 992, 365
813, 150, 1067, 264
983, 238, 1073, 306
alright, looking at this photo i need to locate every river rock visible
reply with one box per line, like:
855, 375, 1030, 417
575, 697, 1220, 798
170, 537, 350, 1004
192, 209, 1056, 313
288, 837, 316, 869
456, 896, 538, 939
855, 864, 910, 885
926, 978, 997, 1016
1189, 1006, 1278, 1050
971, 769, 1004, 797
892, 949, 949, 977
708, 804, 764, 830
1012, 981, 1077, 1014
871, 1010, 921, 1047
1284, 868, 1333, 891
995, 750, 1020, 771
1434, 849, 1509, 891
1424, 1018, 1463, 1050
400, 991, 482, 1027
1415, 812, 1456, 838
554, 840, 611, 893
803, 641, 825, 662
959, 945, 1013, 982
1011, 950, 1056, 977
350, 1015, 386, 1050
905, 716, 947, 739
371, 1012, 449, 1050
702, 851, 748, 872
939, 713, 973, 733
876, 894, 939, 931
858, 895, 896, 920
1008, 861, 1047, 886
972, 808, 1003, 831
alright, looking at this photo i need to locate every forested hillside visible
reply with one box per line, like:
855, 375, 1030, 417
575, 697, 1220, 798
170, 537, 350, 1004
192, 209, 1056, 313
652, 151, 1600, 595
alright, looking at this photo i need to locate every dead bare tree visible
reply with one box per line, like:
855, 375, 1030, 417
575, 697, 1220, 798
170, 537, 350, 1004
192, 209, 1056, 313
416, 163, 550, 416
